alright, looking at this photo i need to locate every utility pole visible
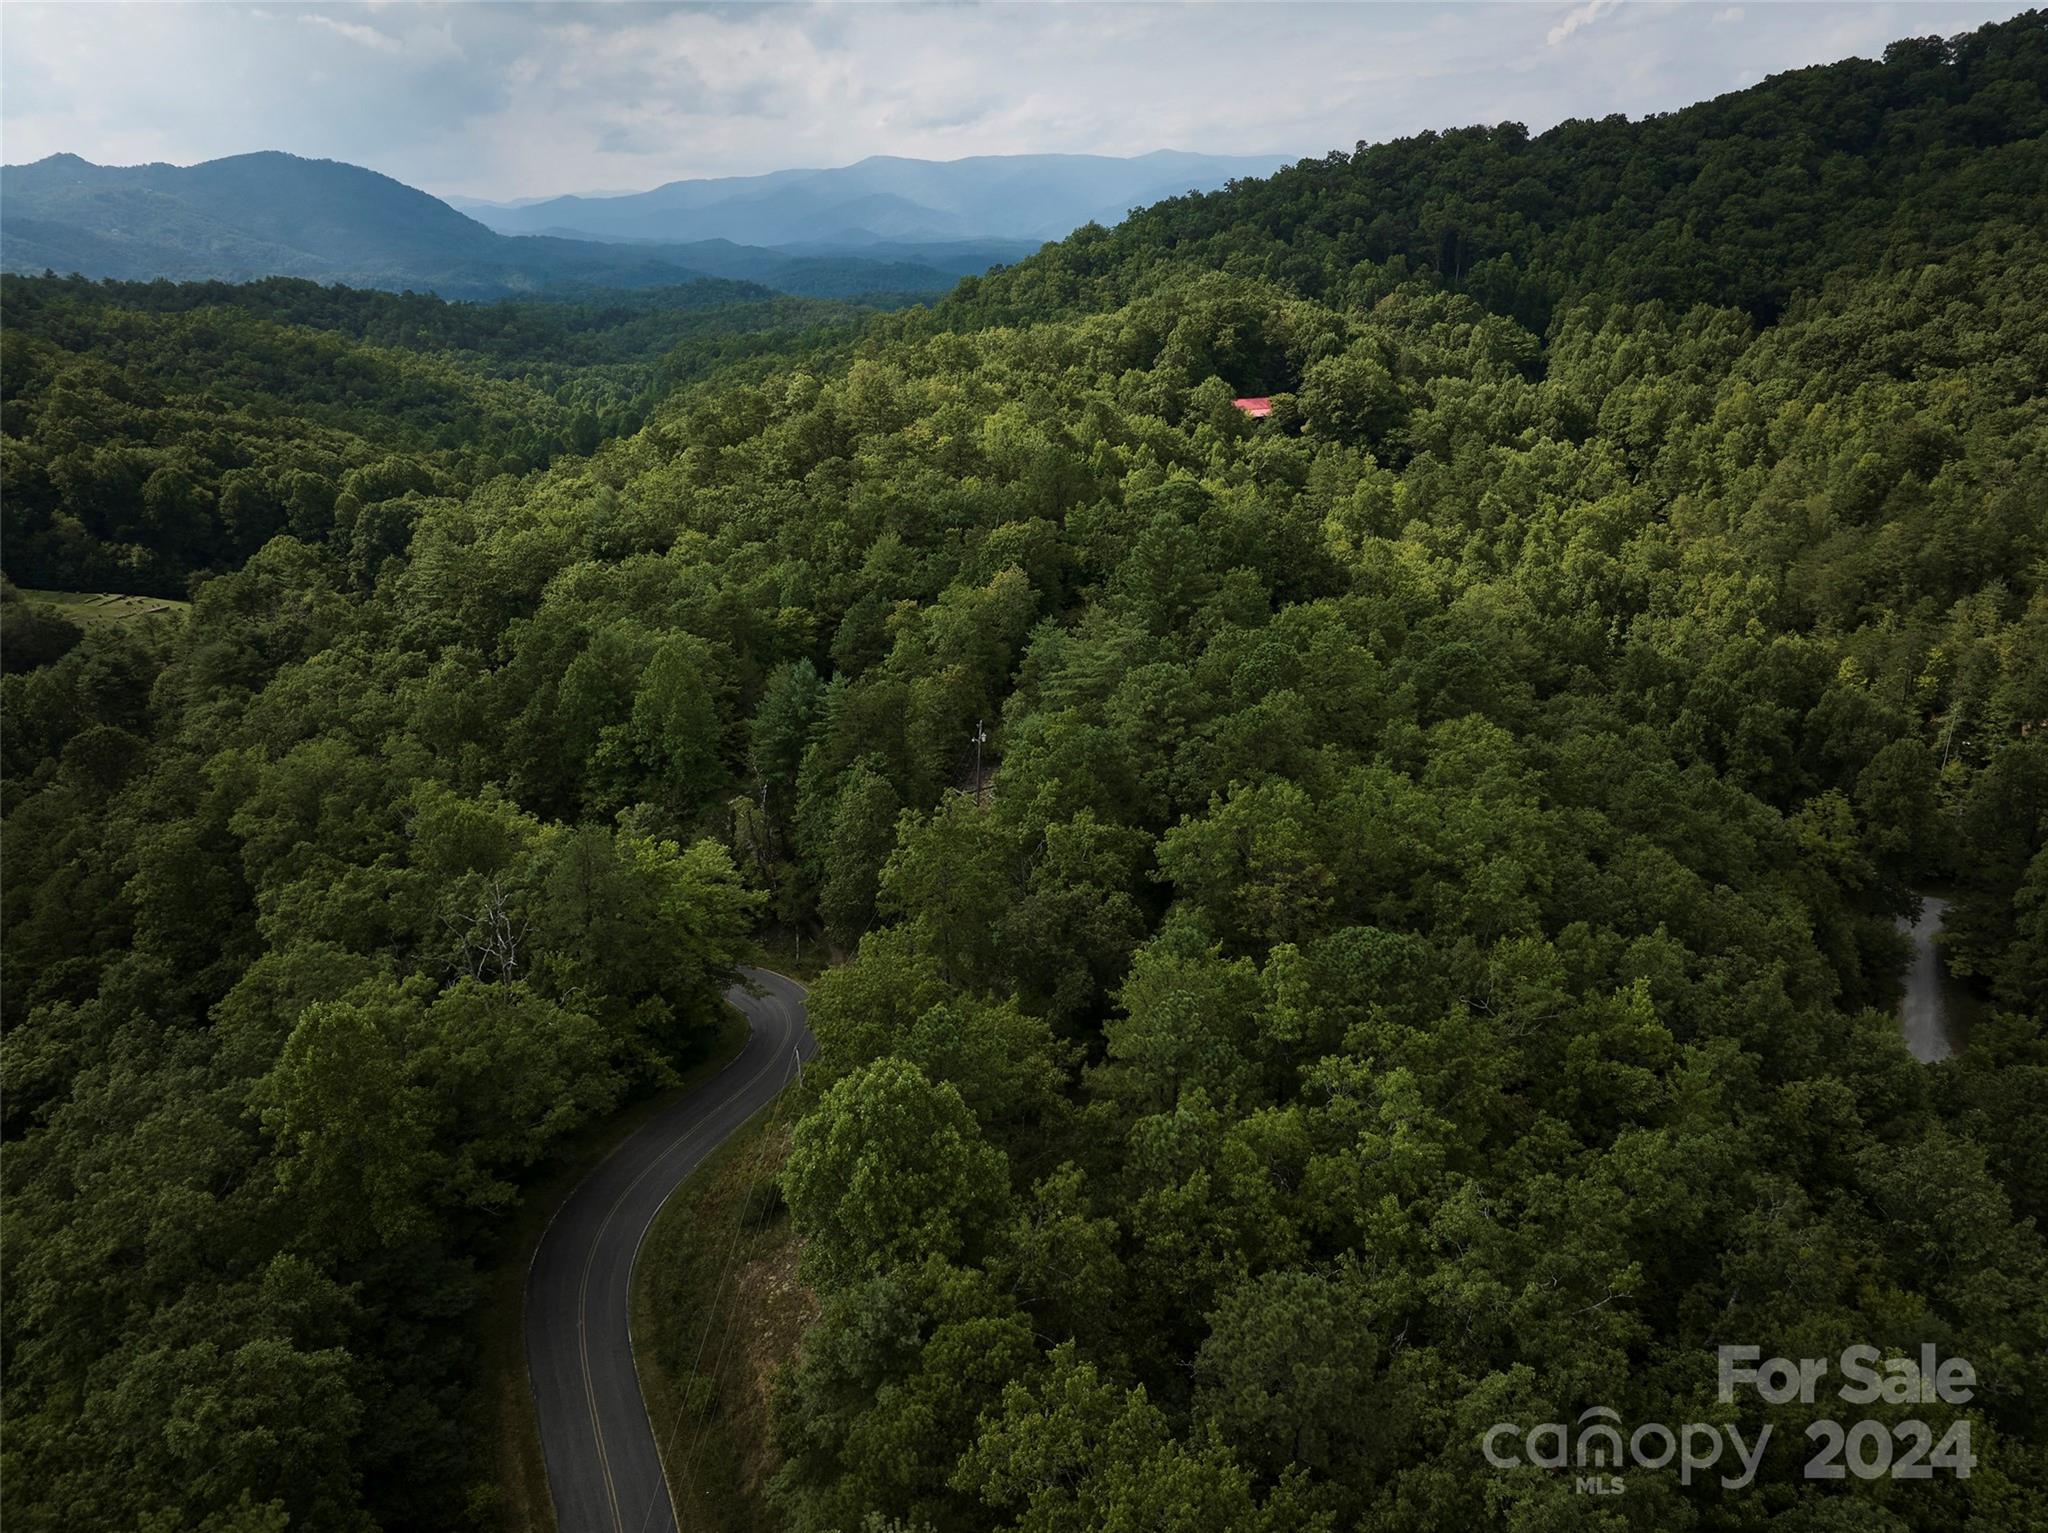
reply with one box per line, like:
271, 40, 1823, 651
973, 718, 988, 808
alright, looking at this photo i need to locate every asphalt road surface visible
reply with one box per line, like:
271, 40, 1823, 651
526, 967, 812, 1533
1898, 895, 1953, 1062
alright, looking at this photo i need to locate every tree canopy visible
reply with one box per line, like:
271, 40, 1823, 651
4, 12, 2046, 1531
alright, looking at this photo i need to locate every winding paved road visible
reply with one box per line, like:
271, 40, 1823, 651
526, 967, 812, 1533
1899, 895, 1955, 1063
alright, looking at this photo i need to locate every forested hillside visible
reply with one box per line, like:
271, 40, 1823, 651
0, 274, 873, 594
4, 13, 2046, 1532
942, 18, 2048, 332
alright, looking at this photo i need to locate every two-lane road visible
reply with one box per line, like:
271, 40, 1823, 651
526, 967, 812, 1533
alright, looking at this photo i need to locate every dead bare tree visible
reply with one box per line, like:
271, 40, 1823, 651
443, 874, 531, 983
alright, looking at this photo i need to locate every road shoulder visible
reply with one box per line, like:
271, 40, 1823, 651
631, 1101, 815, 1533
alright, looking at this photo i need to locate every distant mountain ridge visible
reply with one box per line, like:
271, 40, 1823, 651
0, 152, 732, 299
449, 151, 1293, 246
2, 149, 1290, 302
0, 152, 1030, 300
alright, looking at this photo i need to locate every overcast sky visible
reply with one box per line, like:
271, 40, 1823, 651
2, 1, 2028, 201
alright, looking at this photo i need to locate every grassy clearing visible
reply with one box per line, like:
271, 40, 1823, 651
20, 589, 191, 624
632, 1100, 813, 1533
476, 1006, 751, 1533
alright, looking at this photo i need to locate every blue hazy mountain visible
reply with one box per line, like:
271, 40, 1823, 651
0, 153, 1022, 299
0, 152, 730, 298
2, 149, 1287, 300
448, 151, 1293, 246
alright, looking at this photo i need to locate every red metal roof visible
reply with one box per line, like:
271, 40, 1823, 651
1233, 396, 1273, 417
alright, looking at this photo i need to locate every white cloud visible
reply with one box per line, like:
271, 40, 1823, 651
299, 13, 400, 53
1714, 7, 1745, 23
1548, 0, 1624, 47
1, 1, 2033, 199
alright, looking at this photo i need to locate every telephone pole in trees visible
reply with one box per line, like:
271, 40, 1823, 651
973, 718, 988, 808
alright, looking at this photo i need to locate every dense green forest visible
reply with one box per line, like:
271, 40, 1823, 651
0, 274, 877, 595
4, 13, 2047, 1532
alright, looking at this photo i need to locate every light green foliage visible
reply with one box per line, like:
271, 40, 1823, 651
782, 1059, 1011, 1288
